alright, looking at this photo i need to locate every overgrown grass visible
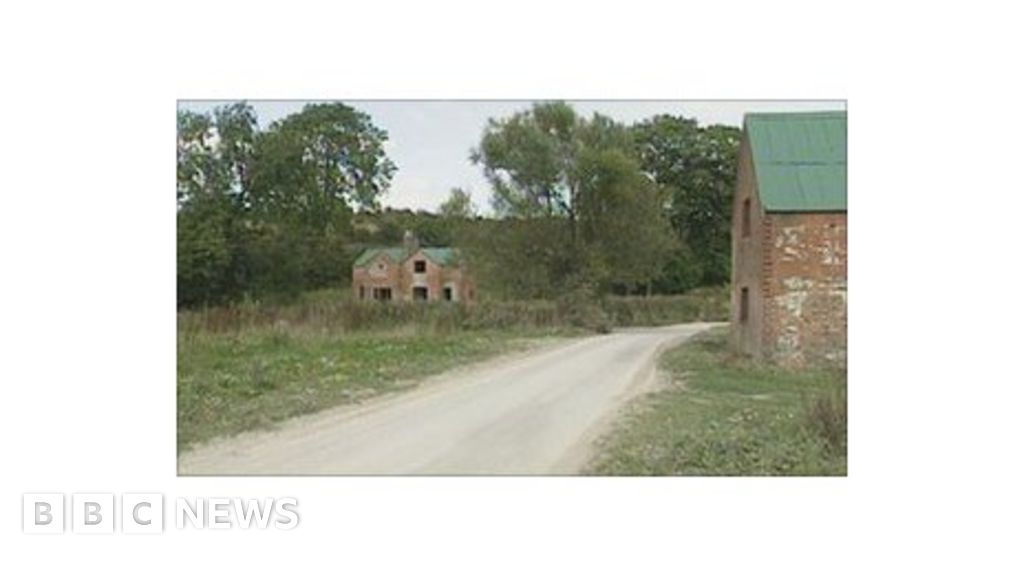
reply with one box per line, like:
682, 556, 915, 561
177, 325, 573, 451
587, 327, 847, 476
601, 287, 729, 327
177, 287, 729, 454
178, 286, 729, 334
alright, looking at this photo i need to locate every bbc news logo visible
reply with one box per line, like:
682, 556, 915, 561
23, 494, 300, 534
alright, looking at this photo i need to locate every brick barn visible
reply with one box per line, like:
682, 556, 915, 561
731, 111, 847, 366
352, 231, 475, 303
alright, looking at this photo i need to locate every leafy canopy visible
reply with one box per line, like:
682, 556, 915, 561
632, 115, 741, 287
438, 187, 476, 219
177, 102, 397, 307
470, 102, 675, 294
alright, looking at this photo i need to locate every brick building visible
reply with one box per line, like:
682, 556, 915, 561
352, 231, 475, 303
731, 111, 847, 366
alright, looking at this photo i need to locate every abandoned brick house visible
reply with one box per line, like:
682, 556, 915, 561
731, 111, 847, 366
352, 231, 475, 303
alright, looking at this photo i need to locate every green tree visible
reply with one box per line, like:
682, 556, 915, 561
244, 103, 397, 295
439, 187, 476, 219
177, 108, 236, 306
177, 102, 397, 306
632, 115, 741, 287
472, 102, 583, 225
458, 217, 570, 300
577, 148, 676, 293
177, 196, 234, 306
213, 102, 258, 202
177, 110, 227, 205
272, 102, 396, 213
470, 102, 673, 295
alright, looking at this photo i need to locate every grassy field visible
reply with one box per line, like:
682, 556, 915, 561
587, 327, 847, 476
178, 287, 729, 334
177, 287, 730, 453
177, 325, 574, 451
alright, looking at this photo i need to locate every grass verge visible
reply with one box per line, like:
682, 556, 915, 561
177, 326, 574, 453
587, 327, 847, 475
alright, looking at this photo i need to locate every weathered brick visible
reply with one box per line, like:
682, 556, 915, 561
730, 137, 847, 367
352, 247, 475, 303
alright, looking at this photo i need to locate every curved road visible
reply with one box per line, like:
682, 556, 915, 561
179, 323, 717, 475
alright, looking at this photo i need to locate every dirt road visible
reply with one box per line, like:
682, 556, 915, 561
178, 323, 718, 475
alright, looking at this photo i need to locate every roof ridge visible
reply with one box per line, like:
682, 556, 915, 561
745, 110, 846, 121
353, 245, 460, 268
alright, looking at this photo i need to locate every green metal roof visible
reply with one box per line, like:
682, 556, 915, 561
421, 247, 458, 266
353, 248, 407, 267
353, 246, 460, 268
745, 111, 847, 212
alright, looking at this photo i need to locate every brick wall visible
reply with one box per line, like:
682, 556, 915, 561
731, 137, 767, 357
352, 254, 402, 300
352, 250, 475, 302
731, 136, 847, 367
762, 212, 847, 367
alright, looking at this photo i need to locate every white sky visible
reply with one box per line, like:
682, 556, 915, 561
178, 100, 845, 214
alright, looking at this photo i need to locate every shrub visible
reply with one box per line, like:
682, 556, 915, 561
804, 385, 847, 455
177, 286, 730, 336
557, 283, 611, 333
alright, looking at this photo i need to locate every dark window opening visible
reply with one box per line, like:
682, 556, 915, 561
372, 287, 392, 301
359, 285, 365, 300
413, 286, 429, 301
740, 287, 749, 323
443, 287, 453, 301
414, 260, 426, 273
742, 198, 752, 238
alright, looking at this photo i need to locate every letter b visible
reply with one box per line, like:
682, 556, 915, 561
23, 494, 64, 534
36, 502, 52, 525
73, 494, 113, 534
84, 502, 103, 525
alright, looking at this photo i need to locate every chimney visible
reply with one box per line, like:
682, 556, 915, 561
403, 230, 419, 253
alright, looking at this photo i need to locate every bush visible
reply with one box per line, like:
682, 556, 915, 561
804, 385, 847, 455
602, 287, 729, 327
177, 286, 730, 336
557, 283, 611, 333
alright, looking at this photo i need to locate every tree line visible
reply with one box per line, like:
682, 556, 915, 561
177, 101, 740, 308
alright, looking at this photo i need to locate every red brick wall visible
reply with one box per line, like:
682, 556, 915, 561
403, 251, 439, 300
352, 254, 401, 300
762, 212, 847, 367
352, 250, 475, 302
730, 137, 768, 357
731, 135, 847, 366
440, 266, 474, 302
